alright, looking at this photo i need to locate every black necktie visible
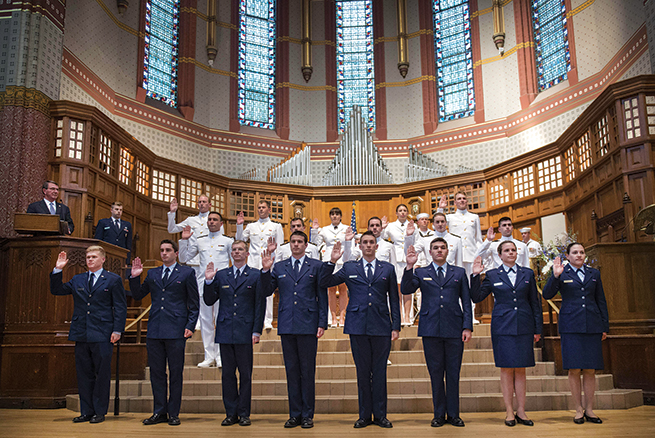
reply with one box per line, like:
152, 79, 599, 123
163, 267, 170, 284
509, 267, 515, 274
295, 259, 301, 275
235, 268, 241, 280
114, 219, 119, 230
88, 272, 94, 291
437, 266, 444, 283
577, 268, 584, 282
366, 262, 373, 281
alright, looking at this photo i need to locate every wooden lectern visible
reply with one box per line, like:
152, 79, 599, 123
14, 212, 68, 235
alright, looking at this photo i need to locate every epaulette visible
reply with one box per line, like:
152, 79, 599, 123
449, 233, 461, 238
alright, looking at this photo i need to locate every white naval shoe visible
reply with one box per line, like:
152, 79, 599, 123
197, 359, 215, 368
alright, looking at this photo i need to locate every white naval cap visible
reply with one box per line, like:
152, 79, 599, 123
416, 213, 429, 219
519, 227, 531, 233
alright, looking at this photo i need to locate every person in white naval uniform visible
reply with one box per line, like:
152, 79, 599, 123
236, 200, 284, 330
381, 204, 412, 325
179, 211, 233, 367
343, 217, 397, 265
437, 193, 482, 275
311, 207, 350, 327
404, 213, 463, 268
474, 217, 530, 270
406, 213, 434, 314
520, 227, 543, 259
275, 218, 320, 262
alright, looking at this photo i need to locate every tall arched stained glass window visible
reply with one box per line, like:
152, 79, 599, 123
238, 0, 277, 129
143, 0, 180, 107
532, 0, 570, 91
336, 0, 375, 133
433, 0, 475, 122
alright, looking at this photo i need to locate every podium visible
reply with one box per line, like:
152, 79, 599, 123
0, 236, 145, 408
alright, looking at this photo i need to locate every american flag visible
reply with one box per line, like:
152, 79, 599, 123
350, 202, 357, 233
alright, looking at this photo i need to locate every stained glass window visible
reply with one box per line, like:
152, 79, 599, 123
433, 0, 475, 122
238, 0, 277, 129
532, 0, 570, 91
336, 0, 376, 133
143, 0, 180, 107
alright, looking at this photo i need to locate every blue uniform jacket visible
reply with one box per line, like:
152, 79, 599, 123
470, 266, 542, 336
27, 200, 74, 233
94, 218, 132, 252
129, 264, 199, 338
320, 259, 401, 336
542, 264, 609, 333
401, 263, 473, 338
50, 270, 127, 342
261, 257, 328, 335
204, 266, 265, 344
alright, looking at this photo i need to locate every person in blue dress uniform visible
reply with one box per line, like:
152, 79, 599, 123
543, 243, 609, 424
470, 241, 542, 427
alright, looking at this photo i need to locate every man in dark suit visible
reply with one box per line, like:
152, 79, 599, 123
94, 201, 132, 261
129, 240, 199, 426
50, 245, 127, 424
27, 180, 74, 234
402, 238, 473, 427
320, 231, 401, 429
261, 231, 328, 428
204, 240, 265, 427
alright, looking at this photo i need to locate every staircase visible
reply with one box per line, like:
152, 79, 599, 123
66, 324, 643, 414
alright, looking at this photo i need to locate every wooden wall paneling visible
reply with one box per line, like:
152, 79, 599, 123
134, 218, 150, 260
606, 336, 655, 395
597, 184, 621, 217
626, 145, 648, 170
537, 193, 564, 215
151, 203, 170, 226
150, 225, 172, 263
512, 199, 538, 223
117, 187, 134, 211
135, 194, 150, 220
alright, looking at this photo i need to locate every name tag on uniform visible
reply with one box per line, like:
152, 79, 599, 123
104, 226, 110, 230
423, 277, 432, 281
349, 275, 358, 278
564, 280, 574, 283
222, 285, 230, 288
494, 282, 503, 286
278, 275, 286, 278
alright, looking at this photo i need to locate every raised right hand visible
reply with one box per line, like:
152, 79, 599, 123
552, 256, 564, 278
472, 256, 484, 275
55, 251, 68, 270
345, 226, 355, 241
236, 211, 245, 225
486, 226, 495, 242
312, 218, 319, 229
439, 194, 448, 209
169, 197, 178, 212
205, 261, 217, 281
331, 241, 344, 264
261, 249, 274, 271
406, 245, 418, 267
131, 257, 143, 278
406, 219, 415, 236
181, 225, 193, 240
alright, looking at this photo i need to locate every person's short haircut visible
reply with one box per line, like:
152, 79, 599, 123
455, 191, 467, 199
258, 200, 271, 208
360, 230, 376, 242
497, 240, 517, 255
432, 212, 447, 222
111, 201, 123, 208
429, 237, 448, 250
86, 245, 106, 257
396, 203, 408, 212
208, 211, 223, 221
566, 242, 584, 254
232, 240, 248, 250
198, 194, 210, 201
498, 216, 513, 227
290, 230, 308, 243
290, 217, 304, 226
329, 207, 342, 217
42, 180, 58, 190
160, 239, 178, 252
368, 216, 382, 227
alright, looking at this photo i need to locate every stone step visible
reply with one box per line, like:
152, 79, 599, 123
109, 374, 616, 398
66, 387, 643, 414
254, 324, 493, 340
185, 348, 543, 366
144, 361, 557, 381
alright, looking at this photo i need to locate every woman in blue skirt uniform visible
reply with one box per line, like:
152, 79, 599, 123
543, 243, 609, 424
470, 241, 542, 427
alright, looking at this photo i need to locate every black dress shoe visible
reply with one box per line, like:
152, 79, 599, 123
221, 415, 239, 426
353, 418, 372, 428
515, 415, 534, 426
239, 416, 252, 426
284, 417, 301, 428
301, 418, 314, 429
573, 416, 585, 424
143, 413, 168, 425
373, 417, 393, 428
446, 416, 465, 427
168, 417, 181, 426
431, 417, 446, 427
584, 412, 602, 424
72, 414, 94, 423
89, 414, 105, 424
505, 418, 516, 427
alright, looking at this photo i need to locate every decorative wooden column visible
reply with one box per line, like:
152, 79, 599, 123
514, 0, 539, 109
229, 0, 241, 132
372, 0, 387, 140
324, 1, 338, 142
276, 0, 291, 140
470, 0, 485, 123
418, 0, 438, 134
178, 0, 197, 121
